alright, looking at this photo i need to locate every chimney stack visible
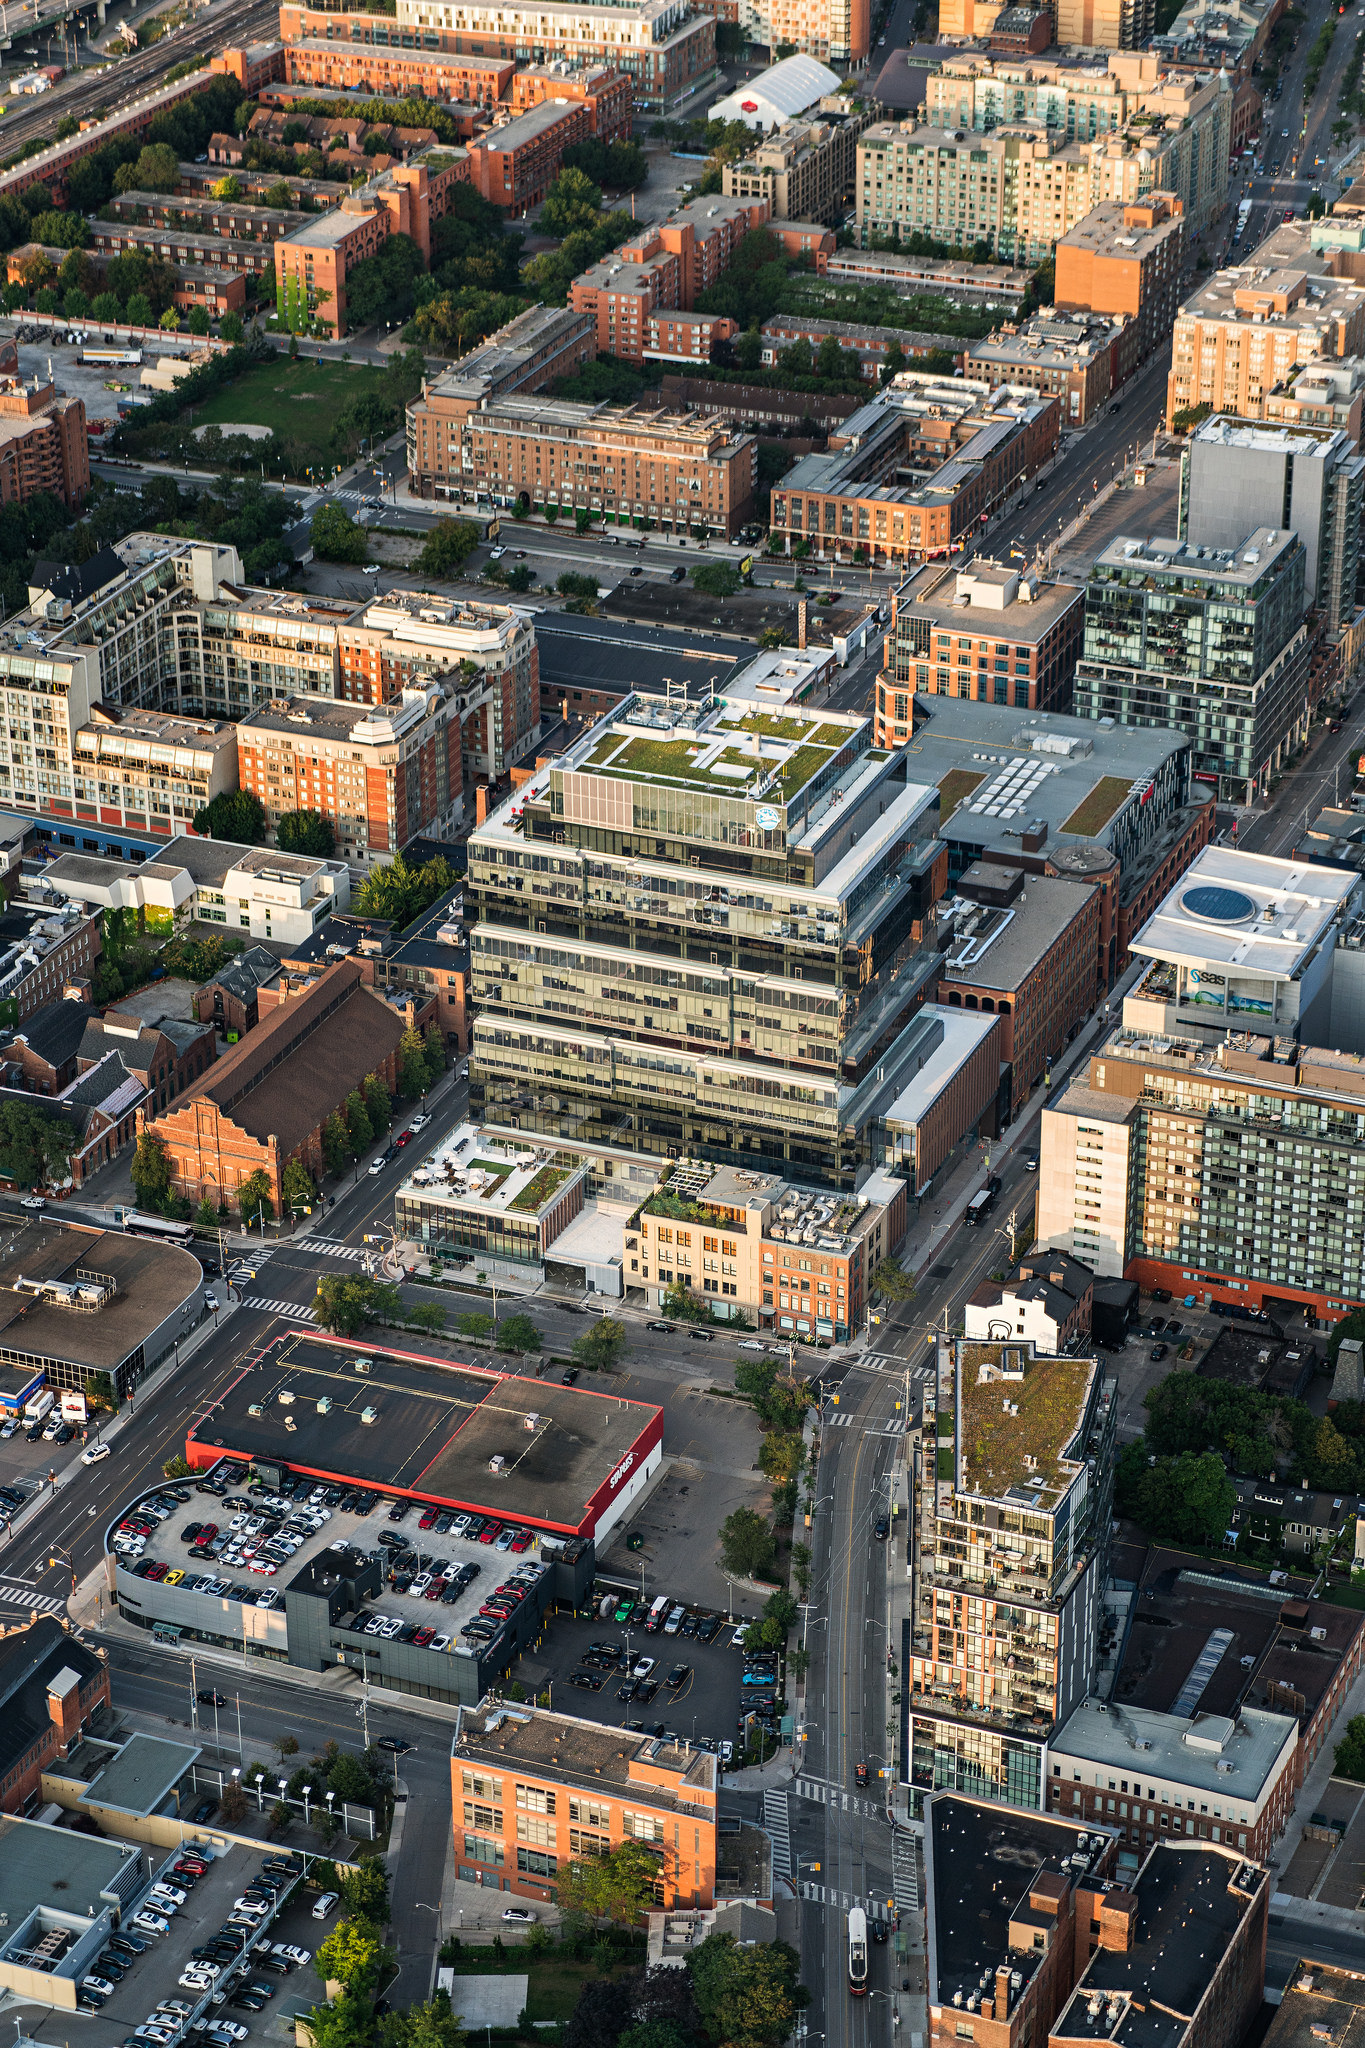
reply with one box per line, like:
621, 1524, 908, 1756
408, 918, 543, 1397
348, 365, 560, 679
797, 596, 807, 650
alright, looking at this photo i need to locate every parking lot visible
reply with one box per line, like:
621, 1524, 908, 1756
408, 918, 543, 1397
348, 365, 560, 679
9, 1844, 328, 2048
512, 1599, 780, 1756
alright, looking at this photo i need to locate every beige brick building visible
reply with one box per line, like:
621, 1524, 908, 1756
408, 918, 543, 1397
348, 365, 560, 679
625, 1161, 906, 1342
722, 106, 870, 223
1167, 249, 1365, 426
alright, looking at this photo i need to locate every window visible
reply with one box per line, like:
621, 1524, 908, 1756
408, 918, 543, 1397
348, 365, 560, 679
463, 1834, 504, 1866
517, 1816, 556, 1847
622, 1811, 665, 1842
518, 1847, 556, 1877
517, 1785, 556, 1813
461, 1770, 502, 1802
569, 1798, 610, 1827
464, 1802, 502, 1833
570, 1829, 610, 1857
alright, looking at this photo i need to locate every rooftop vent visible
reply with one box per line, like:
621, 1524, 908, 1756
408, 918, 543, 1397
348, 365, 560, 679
354, 1357, 372, 1375
317, 1396, 332, 1415
360, 1406, 378, 1425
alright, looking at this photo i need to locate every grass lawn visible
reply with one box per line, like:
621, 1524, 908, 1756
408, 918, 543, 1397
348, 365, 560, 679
186, 357, 394, 464
440, 1953, 639, 2023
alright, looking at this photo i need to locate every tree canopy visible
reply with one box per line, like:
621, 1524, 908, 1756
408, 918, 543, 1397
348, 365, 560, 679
353, 852, 456, 929
278, 809, 336, 857
194, 788, 267, 843
312, 503, 368, 564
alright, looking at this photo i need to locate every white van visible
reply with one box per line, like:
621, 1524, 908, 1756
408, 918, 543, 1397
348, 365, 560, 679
312, 1893, 338, 1922
23, 1389, 53, 1425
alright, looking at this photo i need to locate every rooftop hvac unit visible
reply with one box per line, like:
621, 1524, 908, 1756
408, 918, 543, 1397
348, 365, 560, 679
524, 1412, 541, 1431
490, 1454, 506, 1474
277, 1391, 295, 1405
317, 1396, 332, 1415
247, 1403, 263, 1417
354, 1357, 372, 1374
360, 1406, 378, 1425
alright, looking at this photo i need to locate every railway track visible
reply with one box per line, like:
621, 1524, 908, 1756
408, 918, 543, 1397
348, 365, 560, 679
0, 0, 278, 160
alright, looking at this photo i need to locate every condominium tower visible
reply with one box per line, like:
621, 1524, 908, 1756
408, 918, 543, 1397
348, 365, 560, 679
909, 1335, 1117, 1813
465, 691, 948, 1187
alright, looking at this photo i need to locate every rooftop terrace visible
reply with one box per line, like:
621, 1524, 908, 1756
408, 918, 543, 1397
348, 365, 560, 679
956, 1342, 1096, 1506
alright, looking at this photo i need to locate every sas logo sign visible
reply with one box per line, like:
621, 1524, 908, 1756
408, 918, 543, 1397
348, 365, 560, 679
741, 99, 757, 110
608, 1452, 636, 1492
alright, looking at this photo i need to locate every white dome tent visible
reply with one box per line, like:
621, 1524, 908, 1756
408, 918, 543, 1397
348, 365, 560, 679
710, 54, 842, 131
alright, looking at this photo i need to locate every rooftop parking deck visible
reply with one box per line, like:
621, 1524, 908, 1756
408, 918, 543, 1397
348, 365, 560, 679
108, 1468, 561, 1674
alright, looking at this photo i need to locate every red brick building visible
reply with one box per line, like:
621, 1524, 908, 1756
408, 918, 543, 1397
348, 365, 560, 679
236, 685, 463, 864
936, 864, 1102, 1121
143, 961, 406, 1214
468, 99, 594, 211
508, 64, 632, 140
0, 1618, 110, 1816
0, 371, 87, 509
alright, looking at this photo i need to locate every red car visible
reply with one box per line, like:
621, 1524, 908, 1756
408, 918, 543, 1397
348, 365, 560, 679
509, 1531, 532, 1553
146, 1562, 169, 1582
418, 1508, 439, 1529
411, 1626, 435, 1647
478, 1522, 501, 1544
424, 1579, 447, 1600
395, 1132, 413, 1147
480, 1603, 514, 1620
494, 1586, 525, 1602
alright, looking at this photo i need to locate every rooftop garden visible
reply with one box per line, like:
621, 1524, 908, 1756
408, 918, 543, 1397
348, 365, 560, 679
1060, 776, 1134, 838
642, 1190, 733, 1226
508, 1163, 571, 1212
959, 1346, 1093, 1502
466, 1158, 513, 1193
578, 727, 843, 802
937, 769, 986, 825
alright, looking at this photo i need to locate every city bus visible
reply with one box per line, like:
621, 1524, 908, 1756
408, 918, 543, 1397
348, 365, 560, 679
114, 1208, 196, 1245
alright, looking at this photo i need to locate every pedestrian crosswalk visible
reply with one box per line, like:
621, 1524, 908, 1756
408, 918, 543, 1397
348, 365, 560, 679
763, 1788, 791, 1883
893, 1830, 920, 1913
826, 1414, 911, 1435
242, 1295, 316, 1323
297, 1238, 366, 1262
798, 1882, 895, 1920
0, 1577, 64, 1614
793, 1778, 884, 1820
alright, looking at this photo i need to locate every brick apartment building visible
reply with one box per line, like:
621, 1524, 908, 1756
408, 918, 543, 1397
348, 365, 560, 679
770, 389, 1059, 564
645, 308, 738, 363
106, 188, 309, 245
423, 394, 757, 535
410, 307, 595, 448
569, 195, 768, 363
336, 593, 540, 778
508, 62, 632, 138
1054, 192, 1185, 361
877, 558, 1085, 734
267, 25, 512, 102
78, 1006, 216, 1114
451, 1699, 718, 1906
84, 221, 277, 281
936, 864, 1102, 1120
275, 161, 455, 337
0, 1618, 110, 1817
0, 374, 87, 509
236, 685, 463, 864
272, 0, 714, 114
963, 312, 1135, 427
142, 960, 406, 1213
1047, 1698, 1298, 1865
468, 99, 594, 210
927, 1796, 1268, 2048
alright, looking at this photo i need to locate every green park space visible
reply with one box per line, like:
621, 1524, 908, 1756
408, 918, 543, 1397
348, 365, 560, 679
187, 357, 395, 467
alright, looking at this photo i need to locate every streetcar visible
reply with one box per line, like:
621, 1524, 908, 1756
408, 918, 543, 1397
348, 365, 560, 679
847, 1907, 868, 1996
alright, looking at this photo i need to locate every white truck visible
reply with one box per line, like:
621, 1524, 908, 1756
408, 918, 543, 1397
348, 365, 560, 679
23, 1389, 53, 1426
